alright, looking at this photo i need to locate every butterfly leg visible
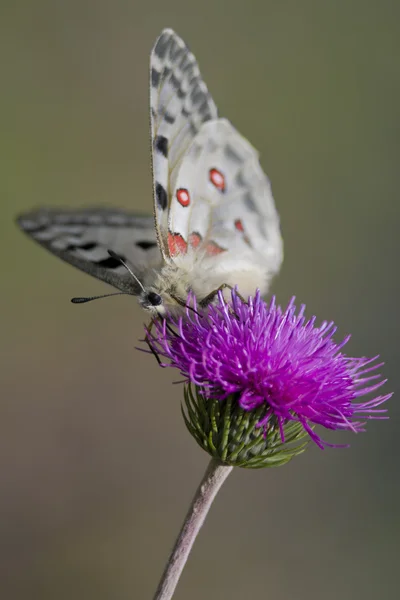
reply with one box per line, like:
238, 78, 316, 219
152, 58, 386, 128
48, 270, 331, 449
199, 284, 246, 307
144, 319, 163, 366
144, 316, 181, 365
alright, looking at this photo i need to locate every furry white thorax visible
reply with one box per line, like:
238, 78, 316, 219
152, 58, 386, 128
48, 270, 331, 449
139, 249, 271, 316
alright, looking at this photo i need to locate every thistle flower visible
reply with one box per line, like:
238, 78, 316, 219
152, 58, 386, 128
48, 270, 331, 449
146, 290, 391, 464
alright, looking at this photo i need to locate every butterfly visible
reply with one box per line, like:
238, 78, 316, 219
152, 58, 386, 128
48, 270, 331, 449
17, 29, 283, 316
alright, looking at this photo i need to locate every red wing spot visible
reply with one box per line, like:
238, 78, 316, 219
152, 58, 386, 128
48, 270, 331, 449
205, 241, 226, 256
234, 219, 244, 232
176, 188, 190, 207
209, 168, 225, 192
189, 232, 202, 248
168, 232, 188, 256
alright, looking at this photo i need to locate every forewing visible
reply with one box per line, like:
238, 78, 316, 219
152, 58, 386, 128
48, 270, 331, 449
150, 29, 218, 256
17, 209, 162, 294
166, 118, 283, 292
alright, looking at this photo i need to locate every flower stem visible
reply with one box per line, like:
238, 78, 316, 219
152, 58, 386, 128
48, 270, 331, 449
153, 458, 233, 600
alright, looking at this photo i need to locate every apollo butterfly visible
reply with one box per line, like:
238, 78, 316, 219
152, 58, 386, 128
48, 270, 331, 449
17, 29, 283, 316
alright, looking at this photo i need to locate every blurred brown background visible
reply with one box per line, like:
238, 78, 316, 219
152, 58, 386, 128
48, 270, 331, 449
1, 1, 399, 599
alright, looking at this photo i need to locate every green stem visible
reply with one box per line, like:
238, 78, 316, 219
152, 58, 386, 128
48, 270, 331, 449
153, 458, 233, 600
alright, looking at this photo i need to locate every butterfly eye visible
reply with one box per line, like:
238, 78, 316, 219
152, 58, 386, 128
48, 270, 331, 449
147, 291, 163, 306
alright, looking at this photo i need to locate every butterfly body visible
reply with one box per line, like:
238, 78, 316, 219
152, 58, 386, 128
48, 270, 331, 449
140, 245, 273, 315
17, 29, 283, 316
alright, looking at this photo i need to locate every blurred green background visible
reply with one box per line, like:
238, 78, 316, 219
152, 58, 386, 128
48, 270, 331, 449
1, 1, 399, 599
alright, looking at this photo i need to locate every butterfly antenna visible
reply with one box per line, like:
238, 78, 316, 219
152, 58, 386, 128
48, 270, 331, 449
71, 251, 145, 305
107, 250, 146, 293
71, 292, 128, 304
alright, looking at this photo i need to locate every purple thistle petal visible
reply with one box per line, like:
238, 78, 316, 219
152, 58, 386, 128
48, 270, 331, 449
146, 290, 391, 448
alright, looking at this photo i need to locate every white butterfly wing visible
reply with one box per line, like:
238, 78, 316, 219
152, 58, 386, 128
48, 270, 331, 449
150, 29, 218, 257
17, 210, 162, 294
166, 119, 283, 297
17, 30, 283, 306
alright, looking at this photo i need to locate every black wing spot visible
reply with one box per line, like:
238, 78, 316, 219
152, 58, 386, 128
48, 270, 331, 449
65, 241, 97, 252
151, 68, 160, 87
170, 44, 184, 63
96, 256, 122, 269
154, 33, 169, 59
164, 112, 175, 124
22, 223, 47, 233
156, 183, 168, 211
235, 171, 246, 187
243, 192, 257, 212
181, 55, 195, 76
190, 82, 206, 106
155, 135, 168, 158
225, 144, 242, 164
170, 73, 180, 89
79, 242, 97, 251
136, 240, 158, 250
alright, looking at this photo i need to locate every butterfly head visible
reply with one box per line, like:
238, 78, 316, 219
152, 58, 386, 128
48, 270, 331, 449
139, 262, 201, 317
139, 289, 166, 315
139, 287, 192, 317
